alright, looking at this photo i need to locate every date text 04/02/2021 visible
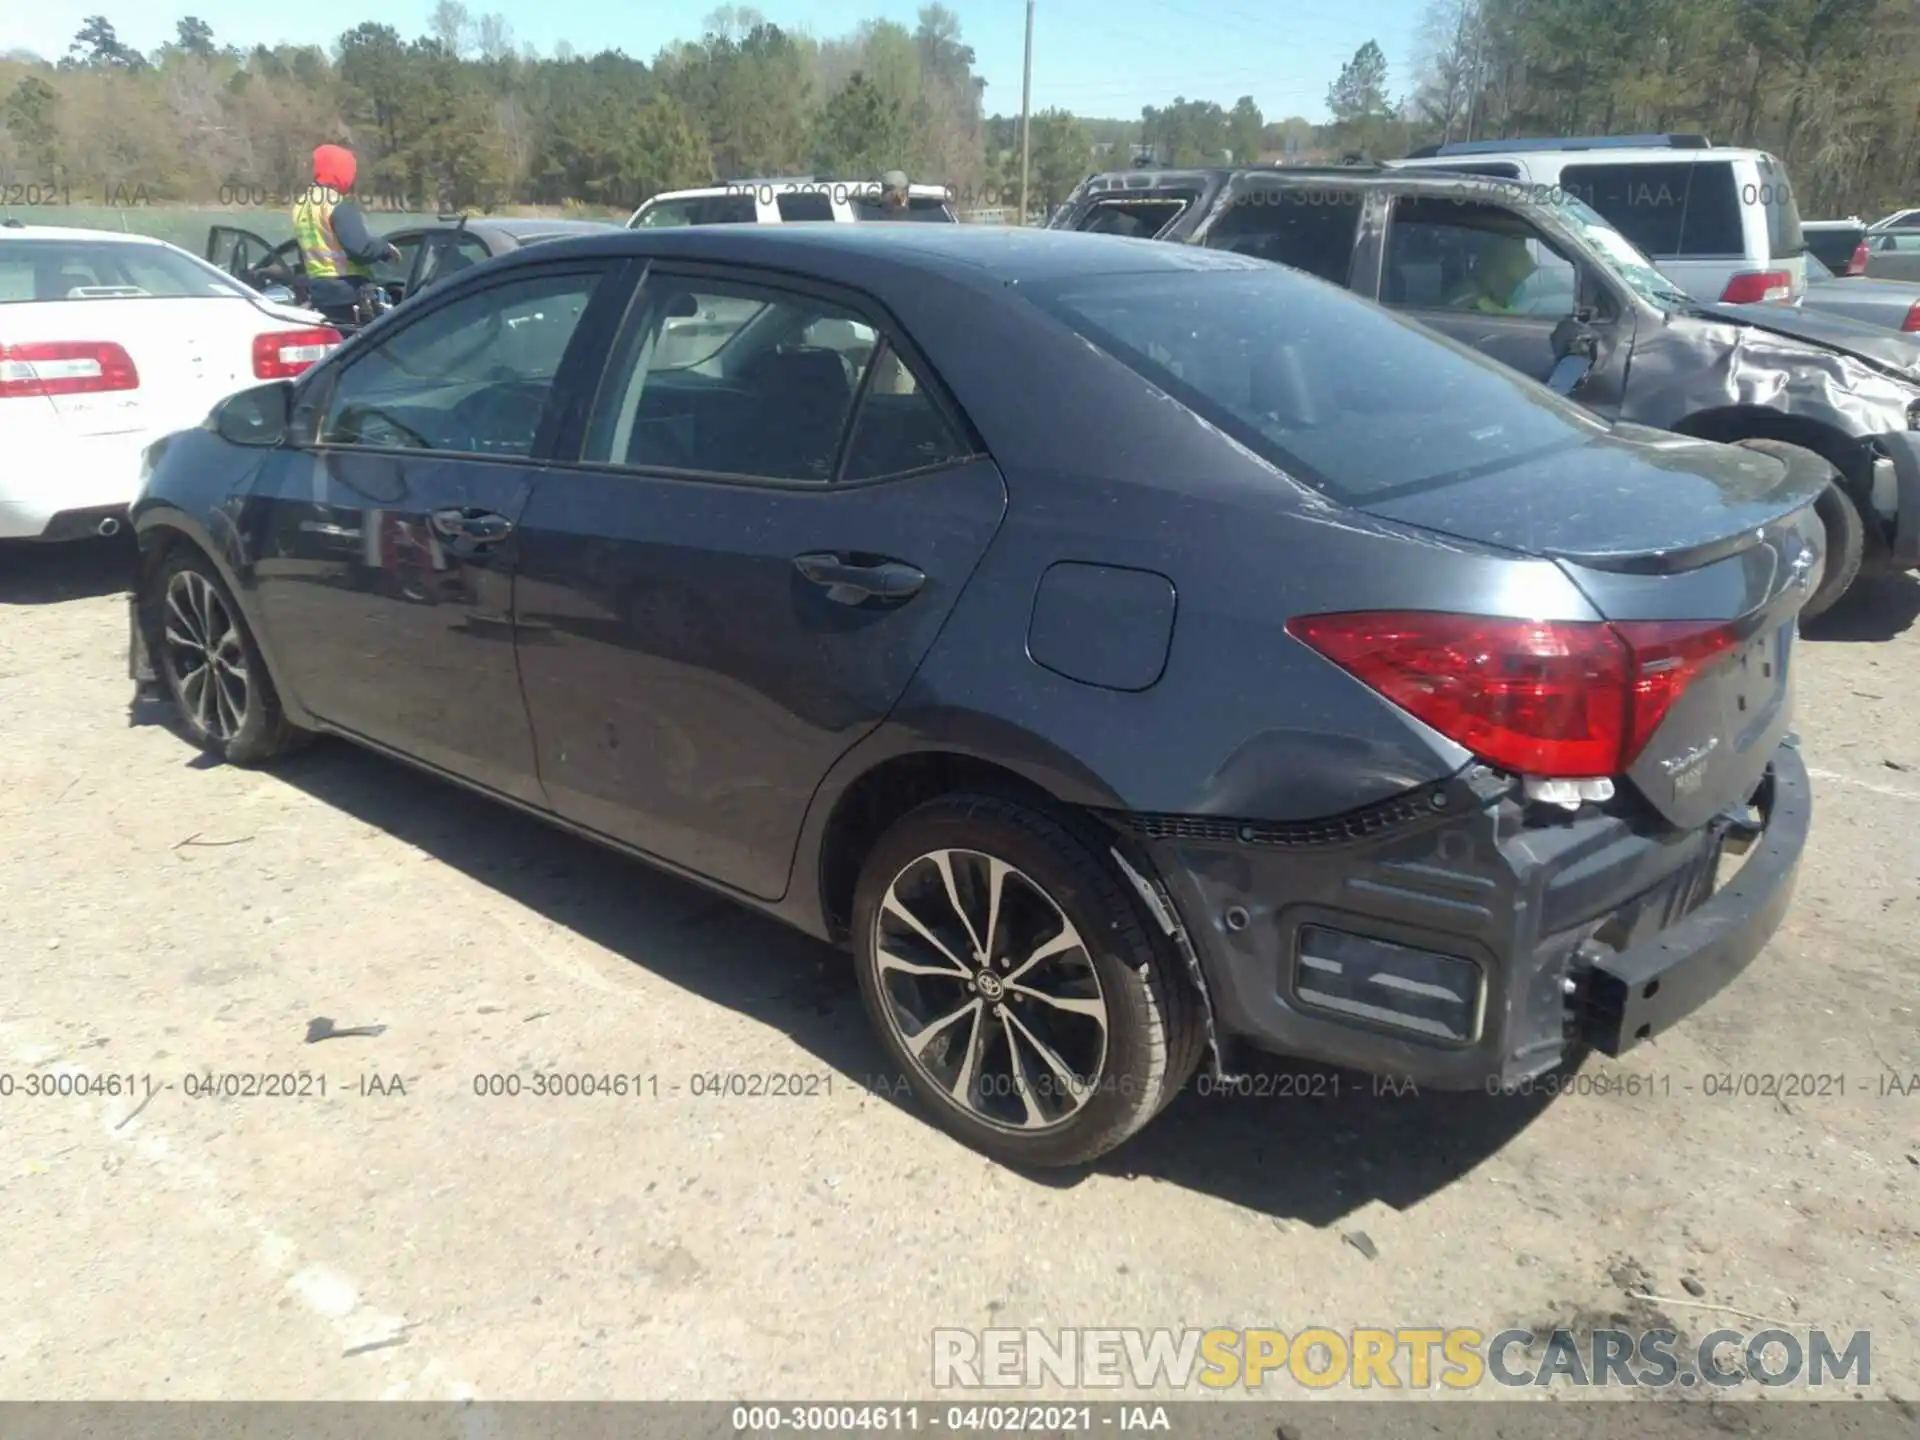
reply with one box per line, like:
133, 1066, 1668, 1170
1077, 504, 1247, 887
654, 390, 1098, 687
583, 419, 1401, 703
731, 1405, 1170, 1432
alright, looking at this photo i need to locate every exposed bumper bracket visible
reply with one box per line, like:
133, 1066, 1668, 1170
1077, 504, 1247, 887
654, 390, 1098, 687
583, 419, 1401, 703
1576, 742, 1811, 1055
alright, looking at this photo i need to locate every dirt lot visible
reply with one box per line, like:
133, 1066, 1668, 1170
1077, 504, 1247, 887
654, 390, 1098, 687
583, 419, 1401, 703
1, 538, 1916, 1408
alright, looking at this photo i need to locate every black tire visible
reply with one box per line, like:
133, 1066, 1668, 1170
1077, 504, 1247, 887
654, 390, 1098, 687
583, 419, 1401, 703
1802, 479, 1865, 622
850, 792, 1207, 1167
153, 547, 306, 766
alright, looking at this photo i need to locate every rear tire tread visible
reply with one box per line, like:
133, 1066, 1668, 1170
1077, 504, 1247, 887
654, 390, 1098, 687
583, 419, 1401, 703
852, 791, 1208, 1167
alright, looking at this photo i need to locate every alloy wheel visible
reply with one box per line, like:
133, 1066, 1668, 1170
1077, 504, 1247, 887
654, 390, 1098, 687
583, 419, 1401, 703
162, 570, 250, 743
871, 848, 1109, 1133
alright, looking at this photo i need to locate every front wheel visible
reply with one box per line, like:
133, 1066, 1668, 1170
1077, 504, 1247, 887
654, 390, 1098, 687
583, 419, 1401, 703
153, 549, 307, 765
850, 793, 1207, 1167
1802, 480, 1865, 621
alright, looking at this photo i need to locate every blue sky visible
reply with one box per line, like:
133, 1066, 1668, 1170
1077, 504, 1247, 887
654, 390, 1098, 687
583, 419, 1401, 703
5, 0, 1429, 123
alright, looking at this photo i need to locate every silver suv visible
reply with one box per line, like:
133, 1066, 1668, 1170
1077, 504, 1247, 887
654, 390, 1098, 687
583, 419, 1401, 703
628, 179, 957, 227
1391, 134, 1807, 305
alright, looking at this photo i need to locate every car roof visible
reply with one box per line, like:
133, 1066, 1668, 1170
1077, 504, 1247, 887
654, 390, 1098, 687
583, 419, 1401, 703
1074, 164, 1548, 203
1392, 146, 1769, 167
0, 223, 168, 244
480, 221, 1266, 292
640, 182, 953, 203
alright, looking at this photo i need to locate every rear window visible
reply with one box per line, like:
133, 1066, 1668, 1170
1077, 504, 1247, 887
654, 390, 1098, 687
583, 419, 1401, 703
1026, 268, 1603, 505
1558, 160, 1744, 257
850, 196, 956, 222
1197, 183, 1364, 285
1802, 226, 1862, 272
0, 238, 249, 303
1074, 195, 1196, 239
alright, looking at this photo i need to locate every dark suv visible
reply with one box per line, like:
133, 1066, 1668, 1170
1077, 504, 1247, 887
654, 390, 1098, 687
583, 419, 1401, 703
1050, 165, 1920, 620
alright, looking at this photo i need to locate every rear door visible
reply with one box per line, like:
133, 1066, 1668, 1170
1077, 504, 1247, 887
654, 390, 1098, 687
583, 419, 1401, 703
510, 263, 1006, 900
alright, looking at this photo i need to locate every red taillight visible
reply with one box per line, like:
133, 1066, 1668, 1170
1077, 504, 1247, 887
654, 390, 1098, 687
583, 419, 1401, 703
1903, 302, 1920, 333
252, 326, 342, 379
1846, 241, 1869, 276
1718, 270, 1793, 303
0, 340, 139, 399
1286, 611, 1742, 778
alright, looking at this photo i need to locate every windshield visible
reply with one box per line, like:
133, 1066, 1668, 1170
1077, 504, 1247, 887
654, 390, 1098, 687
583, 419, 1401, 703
0, 237, 253, 303
1026, 268, 1606, 505
1540, 194, 1695, 310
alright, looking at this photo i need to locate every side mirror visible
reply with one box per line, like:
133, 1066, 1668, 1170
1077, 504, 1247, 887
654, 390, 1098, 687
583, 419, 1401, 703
665, 291, 700, 318
1546, 352, 1594, 396
214, 381, 292, 447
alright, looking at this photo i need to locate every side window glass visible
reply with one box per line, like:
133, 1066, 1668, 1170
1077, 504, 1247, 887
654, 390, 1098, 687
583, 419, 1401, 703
842, 346, 971, 480
1560, 162, 1742, 257
1198, 186, 1362, 285
1383, 199, 1575, 317
585, 278, 874, 481
1079, 196, 1194, 238
777, 190, 835, 222
320, 268, 601, 455
374, 236, 419, 285
694, 194, 757, 224
634, 201, 694, 228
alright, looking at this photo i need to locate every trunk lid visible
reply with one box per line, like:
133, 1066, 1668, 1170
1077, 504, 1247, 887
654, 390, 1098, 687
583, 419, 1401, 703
1361, 425, 1825, 828
7, 294, 292, 435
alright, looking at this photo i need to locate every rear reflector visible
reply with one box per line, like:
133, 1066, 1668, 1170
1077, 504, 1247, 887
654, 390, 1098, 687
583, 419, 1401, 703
1293, 926, 1484, 1044
1846, 241, 1870, 276
1718, 270, 1792, 303
253, 326, 342, 379
1286, 611, 1743, 779
0, 340, 139, 399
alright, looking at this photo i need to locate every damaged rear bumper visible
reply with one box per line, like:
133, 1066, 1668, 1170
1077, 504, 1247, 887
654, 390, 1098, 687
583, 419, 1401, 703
1109, 740, 1810, 1089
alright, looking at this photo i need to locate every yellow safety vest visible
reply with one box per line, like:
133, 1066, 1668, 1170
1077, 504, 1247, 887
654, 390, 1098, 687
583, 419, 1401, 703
291, 186, 372, 280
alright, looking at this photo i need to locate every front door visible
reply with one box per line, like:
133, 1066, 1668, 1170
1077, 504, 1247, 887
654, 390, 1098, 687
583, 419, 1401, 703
511, 265, 1007, 900
239, 260, 619, 803
1374, 195, 1632, 415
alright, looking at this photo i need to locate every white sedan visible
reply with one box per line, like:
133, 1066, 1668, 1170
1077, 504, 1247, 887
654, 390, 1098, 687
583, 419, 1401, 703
1, 223, 342, 542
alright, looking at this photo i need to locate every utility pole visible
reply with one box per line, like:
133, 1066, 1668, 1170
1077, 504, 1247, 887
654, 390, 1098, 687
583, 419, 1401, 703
1018, 0, 1034, 225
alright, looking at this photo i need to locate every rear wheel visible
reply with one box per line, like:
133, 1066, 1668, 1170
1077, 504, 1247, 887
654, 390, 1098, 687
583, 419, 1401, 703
850, 793, 1206, 1167
155, 549, 306, 765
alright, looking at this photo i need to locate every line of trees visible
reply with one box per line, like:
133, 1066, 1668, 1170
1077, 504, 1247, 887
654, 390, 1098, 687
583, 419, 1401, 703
1394, 0, 1920, 214
5, 3, 1917, 220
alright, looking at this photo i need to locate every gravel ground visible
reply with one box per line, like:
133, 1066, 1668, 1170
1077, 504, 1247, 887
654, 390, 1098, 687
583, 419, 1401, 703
1, 538, 1915, 1409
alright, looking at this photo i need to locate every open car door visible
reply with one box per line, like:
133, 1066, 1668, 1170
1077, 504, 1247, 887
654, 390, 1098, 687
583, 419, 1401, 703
206, 225, 280, 284
406, 223, 493, 299
206, 226, 307, 303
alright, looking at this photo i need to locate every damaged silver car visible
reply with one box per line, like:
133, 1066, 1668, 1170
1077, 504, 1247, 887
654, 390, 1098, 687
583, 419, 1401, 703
1049, 164, 1920, 619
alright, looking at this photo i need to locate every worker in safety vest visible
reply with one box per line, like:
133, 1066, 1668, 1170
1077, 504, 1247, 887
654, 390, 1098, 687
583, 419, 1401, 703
293, 144, 400, 321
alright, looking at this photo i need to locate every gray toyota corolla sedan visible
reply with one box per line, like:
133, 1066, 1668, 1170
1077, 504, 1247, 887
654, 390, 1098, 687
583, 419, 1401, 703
126, 224, 1818, 1167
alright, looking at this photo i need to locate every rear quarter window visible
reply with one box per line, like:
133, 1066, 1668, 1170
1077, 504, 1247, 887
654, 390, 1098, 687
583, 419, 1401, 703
1198, 183, 1365, 285
1558, 160, 1744, 257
